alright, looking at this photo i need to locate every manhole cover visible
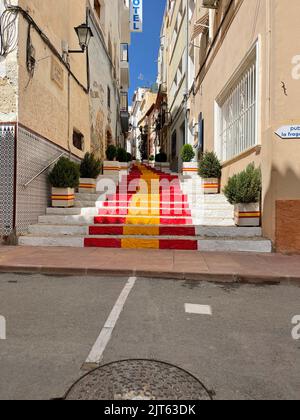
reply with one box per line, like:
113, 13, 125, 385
64, 360, 212, 400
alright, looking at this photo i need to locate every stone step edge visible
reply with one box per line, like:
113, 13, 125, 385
21, 234, 270, 242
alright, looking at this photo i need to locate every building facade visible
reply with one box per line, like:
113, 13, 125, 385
156, 0, 300, 252
0, 0, 130, 240
129, 86, 157, 160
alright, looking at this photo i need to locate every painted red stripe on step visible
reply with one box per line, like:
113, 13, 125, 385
160, 218, 193, 225
98, 209, 129, 216
160, 226, 196, 236
84, 238, 121, 248
160, 209, 192, 217
159, 240, 198, 250
94, 216, 126, 225
89, 226, 123, 235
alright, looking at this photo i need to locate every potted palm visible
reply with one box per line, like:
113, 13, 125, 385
79, 152, 101, 193
199, 151, 222, 194
224, 164, 262, 227
181, 144, 197, 177
103, 145, 119, 177
48, 157, 80, 208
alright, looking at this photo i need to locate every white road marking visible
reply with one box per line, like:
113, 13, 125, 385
85, 277, 137, 366
185, 304, 212, 316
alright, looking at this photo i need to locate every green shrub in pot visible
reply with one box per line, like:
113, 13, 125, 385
223, 163, 262, 226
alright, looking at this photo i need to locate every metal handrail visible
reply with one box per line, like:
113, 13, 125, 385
23, 152, 66, 188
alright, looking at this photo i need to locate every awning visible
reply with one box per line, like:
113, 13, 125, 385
191, 14, 209, 41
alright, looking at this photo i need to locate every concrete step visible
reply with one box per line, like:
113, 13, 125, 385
38, 215, 95, 225
38, 213, 235, 226
74, 201, 106, 208
19, 234, 272, 253
28, 224, 88, 236
193, 217, 235, 226
28, 224, 262, 238
75, 192, 106, 201
46, 207, 99, 216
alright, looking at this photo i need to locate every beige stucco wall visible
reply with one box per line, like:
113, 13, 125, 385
88, 0, 129, 160
0, 0, 18, 122
191, 0, 300, 244
17, 0, 90, 158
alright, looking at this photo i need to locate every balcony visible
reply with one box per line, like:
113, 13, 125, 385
121, 2, 130, 44
120, 43, 129, 89
120, 91, 129, 133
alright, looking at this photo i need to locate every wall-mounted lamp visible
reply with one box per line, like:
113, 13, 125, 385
68, 23, 94, 54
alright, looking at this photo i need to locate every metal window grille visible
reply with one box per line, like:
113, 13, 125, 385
219, 59, 257, 161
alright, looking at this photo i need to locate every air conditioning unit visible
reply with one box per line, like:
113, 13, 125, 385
202, 0, 219, 9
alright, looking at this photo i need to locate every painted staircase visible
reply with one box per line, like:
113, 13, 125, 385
19, 164, 272, 252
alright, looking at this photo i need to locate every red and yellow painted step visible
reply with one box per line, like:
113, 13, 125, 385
84, 164, 197, 250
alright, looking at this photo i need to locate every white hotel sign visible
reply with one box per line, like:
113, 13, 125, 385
130, 0, 143, 32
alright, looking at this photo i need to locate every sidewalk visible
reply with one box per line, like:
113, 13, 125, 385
0, 246, 300, 284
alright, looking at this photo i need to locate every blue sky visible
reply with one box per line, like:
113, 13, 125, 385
129, 0, 166, 103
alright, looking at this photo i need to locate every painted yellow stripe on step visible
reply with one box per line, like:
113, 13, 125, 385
121, 238, 159, 249
123, 226, 160, 236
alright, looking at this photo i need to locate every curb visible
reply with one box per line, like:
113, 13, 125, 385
0, 264, 299, 285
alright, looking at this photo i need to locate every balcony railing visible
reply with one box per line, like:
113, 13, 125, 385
120, 91, 128, 113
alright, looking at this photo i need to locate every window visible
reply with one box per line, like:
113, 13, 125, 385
120, 43, 129, 62
217, 49, 257, 161
73, 130, 84, 151
107, 86, 111, 109
120, 92, 128, 113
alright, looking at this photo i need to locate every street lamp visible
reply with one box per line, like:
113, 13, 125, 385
68, 23, 93, 54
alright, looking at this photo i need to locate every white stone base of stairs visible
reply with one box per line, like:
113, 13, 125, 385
18, 234, 272, 253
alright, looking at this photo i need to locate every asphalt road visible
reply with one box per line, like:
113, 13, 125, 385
0, 273, 299, 400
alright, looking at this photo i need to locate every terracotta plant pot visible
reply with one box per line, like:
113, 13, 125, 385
51, 187, 75, 208
234, 203, 261, 227
79, 178, 96, 194
182, 162, 198, 177
202, 178, 220, 194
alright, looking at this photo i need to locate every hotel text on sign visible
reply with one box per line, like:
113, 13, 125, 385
130, 0, 143, 32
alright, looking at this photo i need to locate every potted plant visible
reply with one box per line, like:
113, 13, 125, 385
79, 152, 101, 193
198, 151, 222, 194
224, 164, 262, 227
155, 152, 170, 173
181, 144, 197, 177
48, 157, 80, 208
103, 145, 119, 177
117, 147, 130, 174
149, 155, 155, 168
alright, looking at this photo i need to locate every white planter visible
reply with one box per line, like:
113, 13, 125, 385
182, 162, 198, 177
103, 161, 120, 178
51, 187, 75, 208
119, 162, 130, 176
79, 178, 96, 194
234, 203, 261, 227
202, 178, 220, 194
